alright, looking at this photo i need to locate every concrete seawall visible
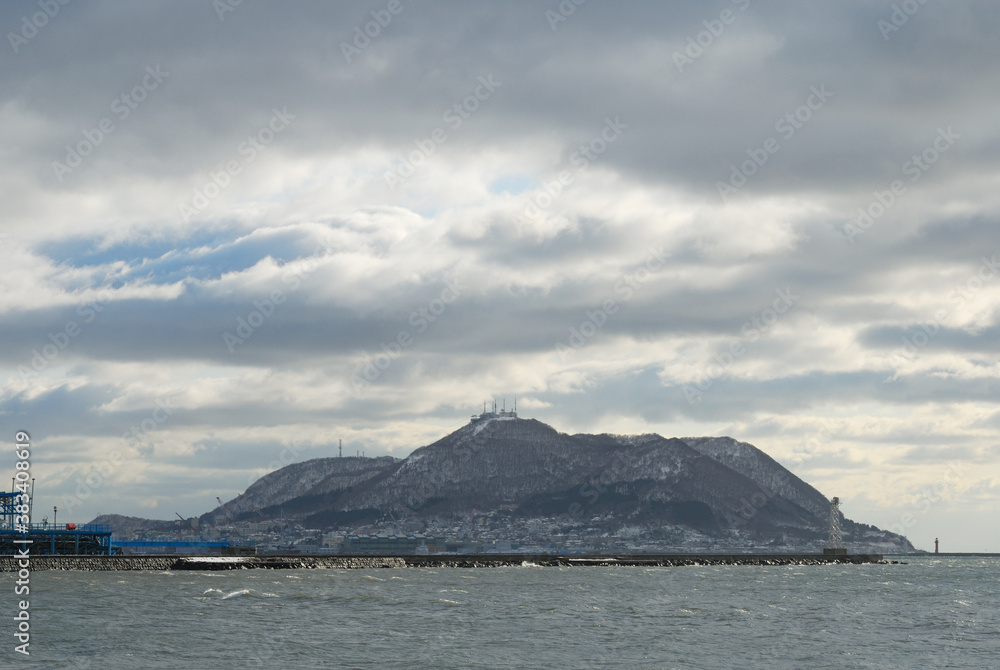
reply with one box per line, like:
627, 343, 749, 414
0, 553, 885, 571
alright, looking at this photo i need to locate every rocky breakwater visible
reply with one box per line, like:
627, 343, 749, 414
400, 553, 889, 568
0, 553, 888, 571
0, 556, 177, 571
171, 556, 407, 570
0, 555, 406, 571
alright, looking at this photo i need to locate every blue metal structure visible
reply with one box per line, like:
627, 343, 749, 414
0, 491, 113, 555
0, 491, 22, 528
113, 537, 255, 555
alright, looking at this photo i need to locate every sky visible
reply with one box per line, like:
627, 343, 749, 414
1, 0, 998, 552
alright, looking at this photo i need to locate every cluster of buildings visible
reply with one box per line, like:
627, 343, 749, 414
160, 507, 839, 555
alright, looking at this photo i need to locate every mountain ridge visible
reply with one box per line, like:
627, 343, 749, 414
96, 417, 910, 552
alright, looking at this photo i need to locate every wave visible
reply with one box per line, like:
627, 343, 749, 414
221, 589, 252, 600
202, 588, 254, 600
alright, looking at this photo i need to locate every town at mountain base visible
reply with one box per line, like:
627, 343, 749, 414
95, 416, 913, 554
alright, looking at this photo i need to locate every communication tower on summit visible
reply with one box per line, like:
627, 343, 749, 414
470, 396, 519, 422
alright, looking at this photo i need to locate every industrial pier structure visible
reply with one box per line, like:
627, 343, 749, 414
0, 491, 113, 555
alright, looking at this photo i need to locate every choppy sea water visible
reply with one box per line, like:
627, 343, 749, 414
3, 556, 997, 669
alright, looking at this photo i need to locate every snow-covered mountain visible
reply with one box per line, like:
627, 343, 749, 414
681, 436, 832, 520
212, 456, 398, 520
203, 417, 904, 548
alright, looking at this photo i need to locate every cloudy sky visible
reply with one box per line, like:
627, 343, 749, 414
2, 0, 998, 551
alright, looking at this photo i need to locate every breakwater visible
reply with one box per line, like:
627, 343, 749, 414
0, 553, 885, 571
403, 553, 888, 568
0, 555, 404, 571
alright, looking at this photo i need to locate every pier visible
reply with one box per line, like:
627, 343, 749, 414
1, 491, 113, 555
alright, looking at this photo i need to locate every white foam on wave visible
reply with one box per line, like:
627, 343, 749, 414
221, 589, 251, 600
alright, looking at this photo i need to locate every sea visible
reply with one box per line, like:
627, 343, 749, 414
3, 556, 997, 669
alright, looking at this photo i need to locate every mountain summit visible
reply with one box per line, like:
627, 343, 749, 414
201, 416, 906, 552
